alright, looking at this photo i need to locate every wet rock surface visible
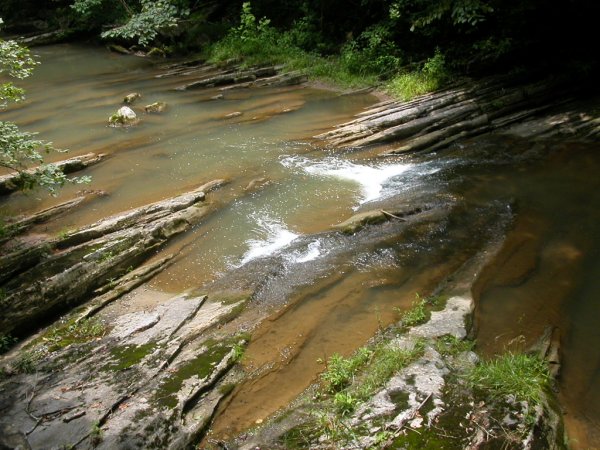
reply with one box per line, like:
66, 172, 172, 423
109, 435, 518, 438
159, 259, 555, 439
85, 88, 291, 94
315, 75, 599, 154
108, 106, 139, 127
0, 292, 246, 450
2, 65, 593, 449
0, 180, 224, 336
0, 153, 106, 196
233, 245, 565, 450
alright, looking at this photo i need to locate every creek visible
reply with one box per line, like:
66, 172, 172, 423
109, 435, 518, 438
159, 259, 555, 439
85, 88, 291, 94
1, 44, 598, 448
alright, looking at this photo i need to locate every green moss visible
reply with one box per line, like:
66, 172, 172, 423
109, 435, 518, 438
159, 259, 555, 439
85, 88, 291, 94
391, 411, 467, 449
428, 294, 448, 311
33, 318, 106, 352
212, 291, 253, 306
280, 423, 322, 449
218, 382, 237, 396
104, 343, 156, 371
389, 389, 410, 409
218, 300, 248, 326
154, 342, 234, 409
435, 335, 474, 357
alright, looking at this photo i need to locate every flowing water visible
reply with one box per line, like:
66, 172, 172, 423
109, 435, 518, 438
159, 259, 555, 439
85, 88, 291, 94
2, 45, 599, 448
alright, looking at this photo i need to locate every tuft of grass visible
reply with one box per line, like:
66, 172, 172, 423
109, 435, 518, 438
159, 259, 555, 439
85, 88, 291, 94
321, 347, 371, 393
386, 49, 450, 101
232, 341, 246, 362
90, 421, 103, 446
467, 352, 551, 405
321, 339, 425, 401
396, 294, 428, 327
354, 340, 424, 401
43, 318, 106, 352
309, 339, 424, 446
13, 351, 38, 374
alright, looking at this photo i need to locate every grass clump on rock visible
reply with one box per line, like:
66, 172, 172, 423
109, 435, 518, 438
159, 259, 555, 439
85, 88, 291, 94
320, 339, 424, 418
468, 351, 552, 405
386, 50, 451, 101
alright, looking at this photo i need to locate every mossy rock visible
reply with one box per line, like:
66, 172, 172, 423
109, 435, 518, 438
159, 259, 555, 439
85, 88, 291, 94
333, 210, 387, 234
109, 106, 139, 127
123, 93, 142, 104
144, 102, 168, 113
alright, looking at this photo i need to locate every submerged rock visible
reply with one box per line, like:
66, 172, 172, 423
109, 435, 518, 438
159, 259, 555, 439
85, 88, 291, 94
224, 111, 243, 119
123, 93, 141, 104
108, 44, 131, 55
146, 47, 166, 58
244, 177, 269, 191
144, 101, 167, 113
0, 152, 105, 196
109, 106, 139, 127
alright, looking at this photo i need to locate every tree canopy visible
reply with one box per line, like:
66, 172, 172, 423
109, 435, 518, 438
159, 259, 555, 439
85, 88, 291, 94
0, 19, 89, 194
0, 0, 597, 77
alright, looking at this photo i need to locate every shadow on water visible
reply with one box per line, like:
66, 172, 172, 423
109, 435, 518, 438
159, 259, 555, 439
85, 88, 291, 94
470, 141, 600, 450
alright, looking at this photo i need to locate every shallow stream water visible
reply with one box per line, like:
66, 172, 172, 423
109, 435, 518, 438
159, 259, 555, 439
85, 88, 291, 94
2, 45, 598, 448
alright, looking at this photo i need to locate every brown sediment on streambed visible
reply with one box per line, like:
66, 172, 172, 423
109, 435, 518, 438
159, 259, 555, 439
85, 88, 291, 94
1, 51, 598, 449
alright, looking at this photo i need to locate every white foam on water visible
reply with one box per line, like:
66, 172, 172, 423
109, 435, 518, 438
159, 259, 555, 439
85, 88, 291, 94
285, 239, 323, 264
240, 214, 299, 265
281, 156, 415, 206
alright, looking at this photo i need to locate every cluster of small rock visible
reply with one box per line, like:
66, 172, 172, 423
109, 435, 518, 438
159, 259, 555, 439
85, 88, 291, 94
108, 92, 167, 127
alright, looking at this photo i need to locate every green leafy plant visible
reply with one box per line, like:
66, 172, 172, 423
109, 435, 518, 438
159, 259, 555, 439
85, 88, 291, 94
0, 333, 16, 354
321, 347, 372, 393
102, 0, 188, 47
340, 24, 402, 78
396, 294, 428, 327
207, 3, 379, 88
1, 20, 90, 194
233, 2, 272, 42
232, 341, 245, 362
333, 392, 358, 416
209, 2, 281, 66
389, 0, 493, 30
72, 0, 188, 47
